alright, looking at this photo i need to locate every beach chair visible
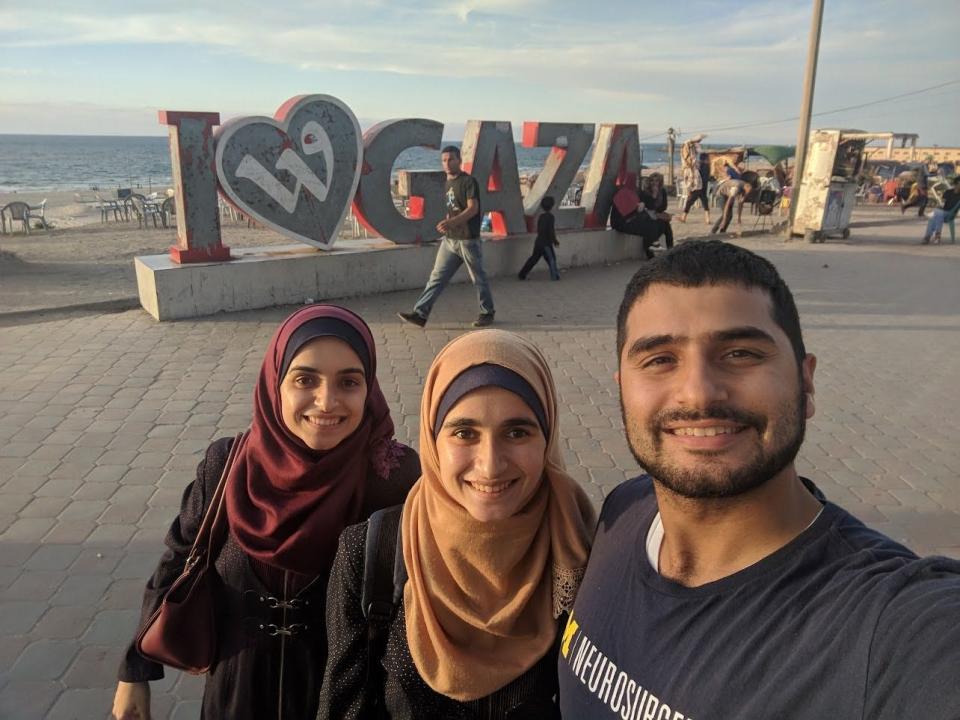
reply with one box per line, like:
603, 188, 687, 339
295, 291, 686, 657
28, 199, 49, 230
1, 201, 31, 234
128, 194, 162, 229
96, 193, 123, 222
160, 197, 176, 228
944, 205, 958, 244
675, 178, 689, 212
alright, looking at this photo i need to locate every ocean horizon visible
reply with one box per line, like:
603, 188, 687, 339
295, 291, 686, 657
0, 133, 683, 193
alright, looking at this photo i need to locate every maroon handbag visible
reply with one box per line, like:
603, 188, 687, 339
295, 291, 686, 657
135, 432, 245, 674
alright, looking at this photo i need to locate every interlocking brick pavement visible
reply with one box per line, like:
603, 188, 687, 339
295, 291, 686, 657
0, 209, 958, 718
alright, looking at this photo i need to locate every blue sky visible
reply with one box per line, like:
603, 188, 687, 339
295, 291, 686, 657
1, 0, 958, 145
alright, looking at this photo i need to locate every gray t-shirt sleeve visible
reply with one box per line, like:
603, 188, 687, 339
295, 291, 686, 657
865, 558, 960, 719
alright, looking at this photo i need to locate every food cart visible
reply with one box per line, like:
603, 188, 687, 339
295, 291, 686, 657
792, 129, 870, 243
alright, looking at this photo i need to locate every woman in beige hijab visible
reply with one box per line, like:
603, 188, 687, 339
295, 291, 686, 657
318, 329, 595, 719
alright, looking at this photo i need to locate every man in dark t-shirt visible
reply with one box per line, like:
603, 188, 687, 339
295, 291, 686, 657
397, 145, 495, 328
559, 241, 960, 719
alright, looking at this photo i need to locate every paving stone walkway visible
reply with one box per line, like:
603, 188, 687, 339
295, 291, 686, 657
0, 208, 957, 718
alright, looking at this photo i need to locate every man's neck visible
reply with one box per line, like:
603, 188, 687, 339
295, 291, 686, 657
446, 170, 462, 180
652, 467, 822, 587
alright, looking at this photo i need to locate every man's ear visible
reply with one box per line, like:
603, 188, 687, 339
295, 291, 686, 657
802, 353, 817, 419
614, 370, 620, 385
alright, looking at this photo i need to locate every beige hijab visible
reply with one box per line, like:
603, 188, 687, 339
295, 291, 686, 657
401, 329, 596, 701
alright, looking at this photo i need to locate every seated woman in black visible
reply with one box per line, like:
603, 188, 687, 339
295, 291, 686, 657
640, 172, 674, 250
318, 329, 596, 719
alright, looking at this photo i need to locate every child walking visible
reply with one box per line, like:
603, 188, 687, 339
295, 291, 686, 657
518, 196, 561, 281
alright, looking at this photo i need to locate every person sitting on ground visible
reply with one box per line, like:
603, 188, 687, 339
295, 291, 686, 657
519, 195, 561, 281
610, 174, 661, 260
902, 166, 929, 217
317, 329, 595, 719
921, 174, 960, 244
639, 172, 674, 250
711, 175, 753, 235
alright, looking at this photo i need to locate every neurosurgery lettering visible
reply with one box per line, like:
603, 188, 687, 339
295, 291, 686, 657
160, 94, 642, 263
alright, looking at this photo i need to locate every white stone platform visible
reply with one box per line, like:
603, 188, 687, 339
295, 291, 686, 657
135, 229, 648, 320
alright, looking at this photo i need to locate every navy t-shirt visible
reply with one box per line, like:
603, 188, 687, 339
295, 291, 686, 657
558, 476, 960, 720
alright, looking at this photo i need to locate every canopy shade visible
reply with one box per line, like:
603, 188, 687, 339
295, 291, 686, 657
749, 145, 796, 165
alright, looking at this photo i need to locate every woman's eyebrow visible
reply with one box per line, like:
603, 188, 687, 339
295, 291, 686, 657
442, 417, 478, 429
502, 418, 539, 428
286, 365, 365, 376
442, 417, 539, 429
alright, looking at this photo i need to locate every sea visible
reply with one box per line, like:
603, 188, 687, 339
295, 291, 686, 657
0, 134, 674, 193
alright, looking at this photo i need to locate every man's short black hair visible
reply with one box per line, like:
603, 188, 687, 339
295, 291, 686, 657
541, 195, 555, 212
616, 240, 807, 364
441, 145, 461, 158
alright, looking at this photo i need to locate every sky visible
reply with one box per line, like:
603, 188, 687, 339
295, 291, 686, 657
1, 0, 958, 146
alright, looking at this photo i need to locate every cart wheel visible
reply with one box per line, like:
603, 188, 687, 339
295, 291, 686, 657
841, 228, 850, 240
804, 229, 816, 244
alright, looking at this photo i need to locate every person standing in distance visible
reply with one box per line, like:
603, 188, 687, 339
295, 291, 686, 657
398, 146, 495, 328
558, 241, 960, 720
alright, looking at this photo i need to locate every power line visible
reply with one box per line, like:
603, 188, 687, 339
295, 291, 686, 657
681, 79, 960, 136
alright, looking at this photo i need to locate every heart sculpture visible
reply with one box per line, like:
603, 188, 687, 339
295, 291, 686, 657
215, 94, 362, 250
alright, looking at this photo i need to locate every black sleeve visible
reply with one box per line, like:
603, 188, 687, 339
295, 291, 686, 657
317, 522, 374, 720
864, 558, 960, 719
362, 443, 420, 515
657, 189, 668, 213
116, 438, 233, 682
394, 444, 421, 492
945, 191, 960, 213
466, 176, 480, 201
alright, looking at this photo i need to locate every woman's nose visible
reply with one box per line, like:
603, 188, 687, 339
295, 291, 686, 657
312, 384, 337, 411
474, 436, 508, 479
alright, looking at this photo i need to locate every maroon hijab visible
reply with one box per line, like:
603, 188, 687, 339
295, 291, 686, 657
225, 305, 399, 576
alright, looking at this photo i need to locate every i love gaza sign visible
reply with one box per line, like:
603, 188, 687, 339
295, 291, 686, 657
159, 94, 643, 263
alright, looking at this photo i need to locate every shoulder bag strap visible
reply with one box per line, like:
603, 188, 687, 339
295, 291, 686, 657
361, 506, 402, 718
183, 431, 246, 573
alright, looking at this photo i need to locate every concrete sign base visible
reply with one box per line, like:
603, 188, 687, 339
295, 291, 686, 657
136, 229, 648, 321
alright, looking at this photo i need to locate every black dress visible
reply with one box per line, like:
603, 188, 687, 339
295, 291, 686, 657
118, 437, 421, 720
318, 508, 563, 720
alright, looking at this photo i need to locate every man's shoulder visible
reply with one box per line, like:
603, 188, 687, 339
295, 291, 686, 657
451, 171, 478, 185
825, 500, 919, 561
597, 474, 657, 530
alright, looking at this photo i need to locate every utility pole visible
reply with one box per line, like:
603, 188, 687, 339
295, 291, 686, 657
787, 0, 825, 238
666, 127, 676, 187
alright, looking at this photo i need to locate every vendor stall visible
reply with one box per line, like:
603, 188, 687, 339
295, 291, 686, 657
792, 129, 869, 242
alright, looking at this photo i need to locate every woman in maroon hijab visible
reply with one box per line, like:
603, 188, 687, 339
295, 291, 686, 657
112, 305, 420, 720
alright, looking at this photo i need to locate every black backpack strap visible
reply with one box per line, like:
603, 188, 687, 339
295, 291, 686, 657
361, 505, 403, 716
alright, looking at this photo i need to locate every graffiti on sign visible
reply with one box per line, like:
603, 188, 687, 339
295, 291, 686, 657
215, 95, 362, 250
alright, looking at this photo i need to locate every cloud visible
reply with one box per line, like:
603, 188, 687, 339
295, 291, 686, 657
0, 1, 957, 142
0, 68, 43, 77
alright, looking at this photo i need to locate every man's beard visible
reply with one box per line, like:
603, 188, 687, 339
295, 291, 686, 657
620, 390, 806, 500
